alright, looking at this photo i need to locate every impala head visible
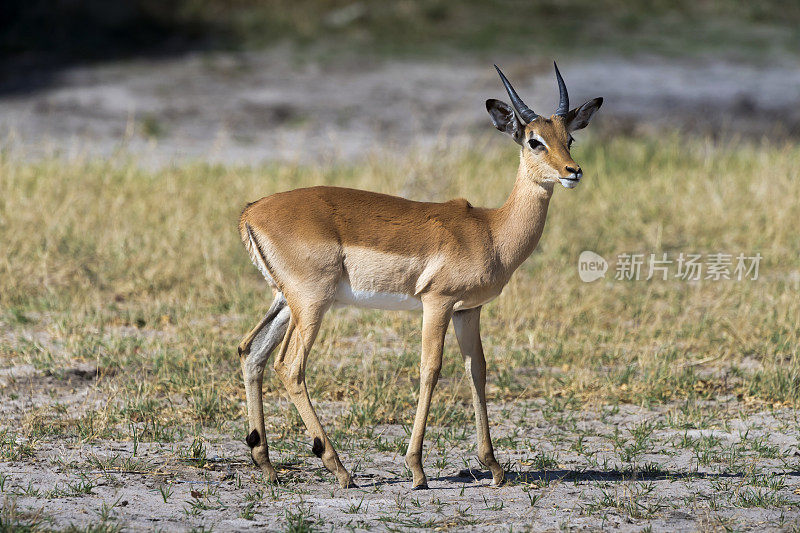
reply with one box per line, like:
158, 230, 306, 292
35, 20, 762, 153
487, 63, 603, 189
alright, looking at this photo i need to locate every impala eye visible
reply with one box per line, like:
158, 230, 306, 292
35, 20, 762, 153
528, 138, 545, 151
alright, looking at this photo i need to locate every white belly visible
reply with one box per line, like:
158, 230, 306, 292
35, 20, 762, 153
333, 280, 423, 311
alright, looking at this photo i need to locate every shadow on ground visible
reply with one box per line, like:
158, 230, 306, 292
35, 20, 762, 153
443, 467, 800, 484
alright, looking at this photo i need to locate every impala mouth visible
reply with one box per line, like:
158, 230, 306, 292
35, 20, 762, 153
559, 176, 581, 189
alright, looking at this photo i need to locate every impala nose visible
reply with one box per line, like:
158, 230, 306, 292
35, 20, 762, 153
565, 165, 581, 177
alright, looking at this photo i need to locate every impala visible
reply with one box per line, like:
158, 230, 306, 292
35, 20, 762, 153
237, 63, 602, 489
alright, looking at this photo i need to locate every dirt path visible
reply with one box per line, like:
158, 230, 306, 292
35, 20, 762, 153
3, 408, 800, 531
2, 52, 800, 166
2, 362, 799, 531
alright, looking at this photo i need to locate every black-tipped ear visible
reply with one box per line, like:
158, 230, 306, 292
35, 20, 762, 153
566, 97, 603, 132
486, 99, 524, 145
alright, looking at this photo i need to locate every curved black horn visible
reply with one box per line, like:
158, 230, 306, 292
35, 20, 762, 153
554, 61, 569, 117
494, 64, 538, 123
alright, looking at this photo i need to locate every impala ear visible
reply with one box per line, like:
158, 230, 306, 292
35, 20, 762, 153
486, 99, 524, 145
565, 97, 603, 132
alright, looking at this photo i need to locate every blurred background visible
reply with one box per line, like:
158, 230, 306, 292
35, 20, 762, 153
2, 0, 800, 165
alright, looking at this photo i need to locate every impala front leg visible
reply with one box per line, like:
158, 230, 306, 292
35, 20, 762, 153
405, 299, 452, 490
453, 307, 505, 486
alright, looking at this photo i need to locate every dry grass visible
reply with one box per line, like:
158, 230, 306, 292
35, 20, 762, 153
2, 134, 800, 530
1, 134, 799, 440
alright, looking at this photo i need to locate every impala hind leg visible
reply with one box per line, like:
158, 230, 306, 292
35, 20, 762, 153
405, 300, 452, 490
239, 294, 290, 482
274, 305, 354, 488
452, 307, 504, 486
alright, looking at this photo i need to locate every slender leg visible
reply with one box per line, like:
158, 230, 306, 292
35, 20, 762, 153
274, 304, 354, 488
405, 299, 452, 490
452, 306, 504, 486
238, 293, 287, 356
239, 294, 290, 482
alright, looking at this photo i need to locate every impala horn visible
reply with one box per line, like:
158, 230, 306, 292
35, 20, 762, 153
554, 61, 569, 117
494, 64, 538, 123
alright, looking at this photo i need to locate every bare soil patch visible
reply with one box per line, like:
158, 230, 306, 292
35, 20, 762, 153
2, 365, 799, 531
2, 51, 800, 166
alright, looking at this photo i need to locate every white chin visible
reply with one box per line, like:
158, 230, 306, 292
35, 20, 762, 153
559, 178, 579, 189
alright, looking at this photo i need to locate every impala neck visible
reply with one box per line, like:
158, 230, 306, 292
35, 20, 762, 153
492, 153, 554, 272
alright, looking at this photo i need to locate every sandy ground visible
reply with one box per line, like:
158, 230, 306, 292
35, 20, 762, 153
2, 360, 800, 531
2, 51, 800, 166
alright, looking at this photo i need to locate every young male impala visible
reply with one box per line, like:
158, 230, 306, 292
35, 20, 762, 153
237, 63, 602, 489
